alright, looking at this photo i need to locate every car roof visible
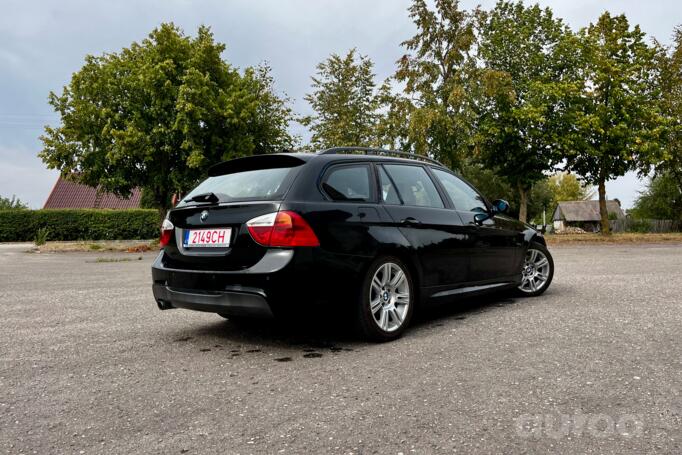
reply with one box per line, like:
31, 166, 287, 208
207, 151, 449, 178
281, 151, 448, 169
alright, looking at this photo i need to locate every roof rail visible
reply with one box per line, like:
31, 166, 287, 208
317, 147, 445, 167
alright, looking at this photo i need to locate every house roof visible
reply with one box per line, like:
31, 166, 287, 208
43, 176, 142, 209
552, 200, 625, 222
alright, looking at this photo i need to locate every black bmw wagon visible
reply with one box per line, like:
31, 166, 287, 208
152, 147, 554, 341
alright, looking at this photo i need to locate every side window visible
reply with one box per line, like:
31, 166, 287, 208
378, 166, 401, 204
432, 168, 488, 213
383, 164, 444, 208
322, 164, 372, 201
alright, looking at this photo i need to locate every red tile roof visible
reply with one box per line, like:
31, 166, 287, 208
43, 176, 142, 209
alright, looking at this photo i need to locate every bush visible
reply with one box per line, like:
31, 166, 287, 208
34, 227, 49, 245
626, 219, 653, 233
0, 209, 159, 242
0, 195, 28, 210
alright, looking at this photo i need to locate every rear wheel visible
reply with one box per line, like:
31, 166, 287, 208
357, 256, 414, 342
516, 241, 554, 297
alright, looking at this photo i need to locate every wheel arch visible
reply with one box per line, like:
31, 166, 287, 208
372, 246, 423, 303
523, 228, 547, 248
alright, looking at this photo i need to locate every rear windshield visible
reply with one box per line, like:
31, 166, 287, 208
179, 167, 298, 206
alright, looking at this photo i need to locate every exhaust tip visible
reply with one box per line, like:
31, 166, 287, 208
156, 299, 173, 310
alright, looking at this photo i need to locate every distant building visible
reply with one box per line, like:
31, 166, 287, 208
43, 176, 141, 209
552, 200, 625, 232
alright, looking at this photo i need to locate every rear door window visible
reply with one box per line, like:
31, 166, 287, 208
378, 166, 401, 204
322, 164, 372, 201
383, 164, 444, 208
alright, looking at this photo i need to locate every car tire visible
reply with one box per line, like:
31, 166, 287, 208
356, 256, 415, 342
515, 241, 554, 297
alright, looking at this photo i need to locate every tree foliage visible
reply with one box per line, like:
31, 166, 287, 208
656, 26, 682, 190
395, 0, 478, 167
567, 13, 665, 233
547, 172, 594, 205
0, 195, 28, 210
301, 49, 382, 149
374, 81, 415, 151
630, 172, 682, 221
40, 23, 295, 216
475, 1, 580, 222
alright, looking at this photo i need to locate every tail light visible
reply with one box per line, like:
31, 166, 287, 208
246, 211, 319, 247
159, 219, 174, 247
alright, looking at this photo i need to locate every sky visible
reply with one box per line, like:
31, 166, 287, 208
0, 0, 679, 209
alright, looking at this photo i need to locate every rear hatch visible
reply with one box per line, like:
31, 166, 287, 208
162, 154, 306, 271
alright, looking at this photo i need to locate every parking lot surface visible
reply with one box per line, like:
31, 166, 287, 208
1, 243, 681, 454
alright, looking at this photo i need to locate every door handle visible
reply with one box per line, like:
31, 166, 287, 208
400, 217, 421, 225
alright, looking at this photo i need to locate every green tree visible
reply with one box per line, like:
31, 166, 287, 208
548, 172, 594, 205
656, 26, 682, 190
0, 195, 28, 210
40, 23, 295, 218
475, 1, 580, 222
395, 0, 478, 167
302, 49, 381, 149
527, 179, 555, 224
630, 172, 682, 221
567, 13, 665, 234
374, 80, 414, 151
245, 63, 299, 154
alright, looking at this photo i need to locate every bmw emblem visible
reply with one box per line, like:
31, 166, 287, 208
200, 210, 209, 222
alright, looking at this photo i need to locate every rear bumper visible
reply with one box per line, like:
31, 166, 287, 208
151, 247, 370, 317
152, 283, 274, 317
151, 249, 296, 317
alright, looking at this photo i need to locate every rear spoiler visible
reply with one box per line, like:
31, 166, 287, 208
208, 154, 307, 177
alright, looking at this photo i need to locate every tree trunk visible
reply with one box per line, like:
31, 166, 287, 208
157, 207, 167, 224
598, 176, 610, 235
518, 184, 528, 223
154, 187, 169, 224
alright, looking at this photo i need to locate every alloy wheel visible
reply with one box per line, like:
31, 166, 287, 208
518, 248, 551, 294
369, 262, 410, 332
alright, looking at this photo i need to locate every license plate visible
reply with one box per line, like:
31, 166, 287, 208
184, 228, 231, 248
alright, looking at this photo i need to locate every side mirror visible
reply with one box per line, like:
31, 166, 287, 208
474, 212, 489, 225
491, 199, 510, 214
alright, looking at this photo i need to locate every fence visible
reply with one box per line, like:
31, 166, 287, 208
610, 218, 682, 233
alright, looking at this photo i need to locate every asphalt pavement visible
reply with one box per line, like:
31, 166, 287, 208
1, 243, 680, 454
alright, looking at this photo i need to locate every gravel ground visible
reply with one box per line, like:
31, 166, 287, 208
1, 243, 681, 454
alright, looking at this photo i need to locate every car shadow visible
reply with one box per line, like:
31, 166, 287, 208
164, 289, 545, 356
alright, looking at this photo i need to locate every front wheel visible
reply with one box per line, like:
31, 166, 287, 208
516, 241, 554, 297
357, 256, 414, 342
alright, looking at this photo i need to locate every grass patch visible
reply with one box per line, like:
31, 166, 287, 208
546, 232, 682, 244
33, 240, 157, 253
88, 256, 143, 263
34, 227, 49, 246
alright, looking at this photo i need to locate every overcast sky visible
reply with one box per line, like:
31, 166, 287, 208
1, 0, 679, 208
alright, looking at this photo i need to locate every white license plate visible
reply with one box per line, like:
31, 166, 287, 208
184, 228, 231, 248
